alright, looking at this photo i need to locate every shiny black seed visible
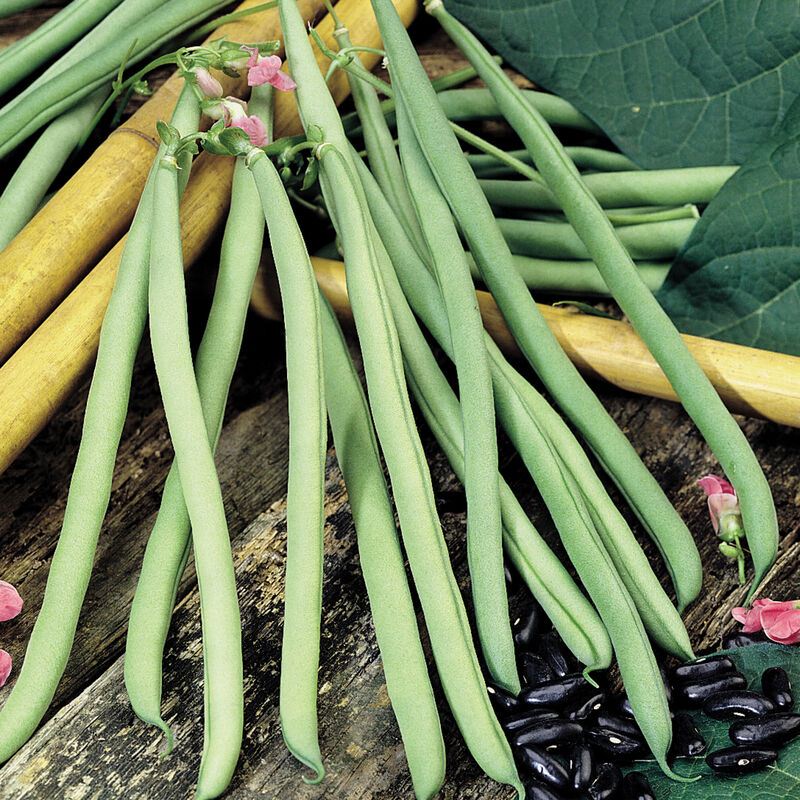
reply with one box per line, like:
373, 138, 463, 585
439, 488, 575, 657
672, 655, 736, 682
510, 718, 584, 750
539, 631, 573, 678
520, 652, 555, 688
585, 727, 649, 760
504, 561, 522, 592
487, 683, 520, 717
616, 694, 635, 719
702, 689, 776, 720
594, 713, 644, 741
622, 770, 655, 800
721, 631, 768, 649
729, 712, 800, 747
516, 744, 571, 791
658, 664, 673, 704
434, 489, 467, 515
525, 781, 567, 800
566, 690, 606, 721
513, 601, 547, 650
502, 708, 560, 733
520, 675, 590, 709
706, 745, 777, 774
674, 672, 747, 706
568, 743, 593, 793
762, 667, 793, 710
587, 762, 623, 800
671, 713, 706, 757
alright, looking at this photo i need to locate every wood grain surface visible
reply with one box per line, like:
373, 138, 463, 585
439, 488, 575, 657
1, 5, 799, 800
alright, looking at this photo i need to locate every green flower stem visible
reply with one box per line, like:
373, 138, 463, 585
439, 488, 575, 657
0, 0, 123, 97
319, 294, 446, 800
0, 84, 200, 765
0, 87, 107, 251
148, 155, 242, 800
466, 253, 668, 295
432, 0, 777, 601
369, 0, 702, 613
497, 217, 696, 261
396, 94, 517, 693
0, 0, 232, 158
478, 167, 737, 210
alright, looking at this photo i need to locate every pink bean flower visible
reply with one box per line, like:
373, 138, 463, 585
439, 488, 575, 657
697, 474, 743, 539
0, 649, 11, 687
0, 580, 22, 622
202, 96, 269, 147
229, 114, 269, 147
732, 598, 800, 645
242, 46, 297, 91
191, 66, 224, 99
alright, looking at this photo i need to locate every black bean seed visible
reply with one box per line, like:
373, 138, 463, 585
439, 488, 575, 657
674, 672, 747, 706
487, 683, 520, 717
702, 689, 775, 720
706, 745, 778, 775
434, 489, 467, 514
539, 631, 572, 678
525, 782, 568, 800
672, 655, 736, 683
504, 561, 522, 592
521, 652, 556, 687
502, 708, 560, 733
568, 743, 593, 793
615, 694, 635, 719
594, 714, 644, 741
513, 601, 547, 650
516, 744, 571, 791
585, 727, 649, 760
729, 712, 800, 748
520, 675, 590, 709
566, 690, 606, 721
622, 771, 655, 800
762, 666, 793, 710
510, 718, 584, 750
671, 713, 706, 757
721, 631, 768, 649
658, 664, 673, 704
587, 762, 623, 800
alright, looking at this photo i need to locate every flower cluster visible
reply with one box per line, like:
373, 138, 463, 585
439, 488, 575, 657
0, 580, 23, 687
193, 45, 297, 149
732, 598, 800, 645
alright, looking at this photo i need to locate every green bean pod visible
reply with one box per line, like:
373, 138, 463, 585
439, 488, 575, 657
467, 145, 639, 177
0, 85, 200, 765
319, 293, 445, 800
394, 94, 517, 692
148, 155, 242, 800
125, 84, 274, 749
431, 0, 777, 600
370, 0, 702, 613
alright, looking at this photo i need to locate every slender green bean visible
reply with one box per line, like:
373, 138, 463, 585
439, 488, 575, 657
478, 167, 737, 210
396, 93, 516, 692
0, 85, 200, 765
319, 294, 446, 800
465, 253, 669, 295
431, 0, 777, 600
605, 205, 699, 225
371, 0, 702, 613
497, 217, 695, 262
0, 88, 107, 251
148, 153, 242, 800
0, 0, 231, 158
467, 146, 639, 177
0, 0, 47, 17
0, 0, 123, 97
124, 86, 274, 750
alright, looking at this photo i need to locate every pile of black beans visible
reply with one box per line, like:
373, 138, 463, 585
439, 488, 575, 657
487, 599, 798, 800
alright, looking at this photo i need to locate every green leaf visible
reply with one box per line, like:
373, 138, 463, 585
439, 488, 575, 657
445, 0, 800, 168
155, 120, 179, 148
629, 643, 800, 798
656, 97, 800, 355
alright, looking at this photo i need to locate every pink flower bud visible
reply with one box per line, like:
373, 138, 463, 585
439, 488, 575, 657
0, 580, 22, 622
0, 649, 11, 687
697, 474, 742, 537
241, 46, 297, 91
230, 114, 269, 147
732, 598, 800, 645
191, 67, 224, 99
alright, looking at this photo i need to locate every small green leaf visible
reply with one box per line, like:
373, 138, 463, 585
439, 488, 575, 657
301, 156, 319, 190
132, 79, 152, 97
657, 97, 800, 356
552, 301, 619, 319
155, 120, 179, 148
445, 0, 800, 168
629, 643, 800, 799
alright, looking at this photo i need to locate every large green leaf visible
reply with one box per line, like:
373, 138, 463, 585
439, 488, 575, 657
655, 97, 800, 355
445, 0, 800, 168
630, 643, 800, 798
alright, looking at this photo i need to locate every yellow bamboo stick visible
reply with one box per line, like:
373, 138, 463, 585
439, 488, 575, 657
252, 256, 800, 429
0, 0, 419, 476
